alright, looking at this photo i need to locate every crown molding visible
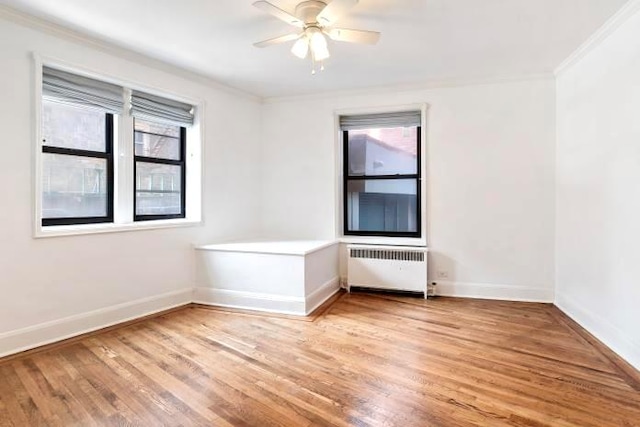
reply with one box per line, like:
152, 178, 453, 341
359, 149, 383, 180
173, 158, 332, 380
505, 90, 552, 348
0, 4, 261, 102
261, 73, 555, 104
555, 0, 640, 76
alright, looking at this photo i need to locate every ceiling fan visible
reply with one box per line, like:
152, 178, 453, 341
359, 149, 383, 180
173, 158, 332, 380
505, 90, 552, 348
253, 0, 381, 73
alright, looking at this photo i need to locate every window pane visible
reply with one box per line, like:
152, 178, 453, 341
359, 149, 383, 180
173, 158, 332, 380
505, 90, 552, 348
346, 179, 418, 233
347, 127, 417, 176
42, 99, 106, 152
42, 153, 108, 218
136, 162, 182, 215
134, 120, 180, 138
134, 119, 181, 160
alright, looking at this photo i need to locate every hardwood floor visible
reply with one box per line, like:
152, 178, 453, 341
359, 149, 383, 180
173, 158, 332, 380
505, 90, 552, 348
1, 292, 639, 426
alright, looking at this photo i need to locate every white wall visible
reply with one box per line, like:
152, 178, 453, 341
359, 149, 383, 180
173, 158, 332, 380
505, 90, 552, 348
260, 78, 557, 301
0, 14, 262, 350
556, 4, 640, 370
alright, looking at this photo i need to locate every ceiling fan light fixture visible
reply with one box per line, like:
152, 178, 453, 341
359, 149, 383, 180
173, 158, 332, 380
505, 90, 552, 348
291, 36, 309, 59
310, 30, 330, 61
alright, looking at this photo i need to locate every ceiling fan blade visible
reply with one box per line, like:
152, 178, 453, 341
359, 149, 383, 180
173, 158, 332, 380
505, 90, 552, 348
253, 32, 301, 48
325, 28, 380, 44
317, 0, 358, 26
253, 1, 303, 27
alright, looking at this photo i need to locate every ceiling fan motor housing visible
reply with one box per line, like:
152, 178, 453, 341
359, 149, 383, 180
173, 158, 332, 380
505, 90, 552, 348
295, 0, 327, 24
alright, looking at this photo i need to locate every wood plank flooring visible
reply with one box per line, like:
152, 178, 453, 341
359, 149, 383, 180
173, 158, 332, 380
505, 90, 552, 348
1, 292, 639, 426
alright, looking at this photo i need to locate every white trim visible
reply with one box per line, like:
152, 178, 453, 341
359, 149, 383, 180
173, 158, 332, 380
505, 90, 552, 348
555, 0, 640, 76
435, 280, 554, 303
193, 288, 307, 316
195, 240, 338, 256
0, 288, 193, 358
334, 103, 429, 247
193, 277, 340, 316
35, 218, 203, 238
115, 90, 134, 224
3, 283, 637, 371
0, 280, 341, 358
187, 100, 205, 226
555, 293, 640, 371
32, 53, 44, 238
305, 277, 340, 314
264, 74, 555, 104
0, 4, 258, 102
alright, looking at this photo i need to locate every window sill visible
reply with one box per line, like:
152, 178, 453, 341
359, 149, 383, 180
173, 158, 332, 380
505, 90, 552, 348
34, 218, 202, 238
338, 236, 427, 247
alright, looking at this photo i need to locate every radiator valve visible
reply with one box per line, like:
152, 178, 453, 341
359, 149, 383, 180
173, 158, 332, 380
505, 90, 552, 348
427, 282, 437, 299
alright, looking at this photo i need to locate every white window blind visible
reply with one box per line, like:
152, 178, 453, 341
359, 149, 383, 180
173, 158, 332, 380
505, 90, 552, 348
42, 66, 124, 113
339, 111, 421, 131
131, 90, 194, 126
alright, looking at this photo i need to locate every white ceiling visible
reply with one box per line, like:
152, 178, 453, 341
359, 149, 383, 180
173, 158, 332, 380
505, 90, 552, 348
0, 0, 629, 98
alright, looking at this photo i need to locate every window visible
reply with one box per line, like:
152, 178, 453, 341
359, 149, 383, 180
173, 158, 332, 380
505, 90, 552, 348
42, 100, 114, 225
341, 111, 422, 238
40, 66, 121, 226
37, 65, 198, 234
134, 119, 186, 220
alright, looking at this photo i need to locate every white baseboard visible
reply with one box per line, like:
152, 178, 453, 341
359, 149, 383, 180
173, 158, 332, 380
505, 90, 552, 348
305, 277, 340, 315
435, 280, 554, 303
0, 279, 557, 360
0, 288, 193, 358
193, 287, 306, 315
555, 292, 640, 371
0, 278, 341, 359
194, 276, 340, 316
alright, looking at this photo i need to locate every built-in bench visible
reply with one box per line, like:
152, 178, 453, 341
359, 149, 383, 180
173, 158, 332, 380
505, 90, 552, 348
194, 240, 339, 315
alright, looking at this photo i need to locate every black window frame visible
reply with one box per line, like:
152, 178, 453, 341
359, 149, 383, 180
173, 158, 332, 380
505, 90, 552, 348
42, 112, 114, 227
133, 120, 187, 221
342, 126, 422, 238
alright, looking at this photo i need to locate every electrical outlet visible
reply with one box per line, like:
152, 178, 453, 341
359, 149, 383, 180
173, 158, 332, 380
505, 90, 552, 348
436, 270, 449, 279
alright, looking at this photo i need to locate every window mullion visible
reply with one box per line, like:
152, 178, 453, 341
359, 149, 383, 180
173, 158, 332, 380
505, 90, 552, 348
133, 156, 183, 166
346, 174, 419, 180
114, 88, 134, 224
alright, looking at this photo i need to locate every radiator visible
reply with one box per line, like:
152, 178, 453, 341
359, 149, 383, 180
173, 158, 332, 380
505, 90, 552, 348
347, 244, 428, 295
